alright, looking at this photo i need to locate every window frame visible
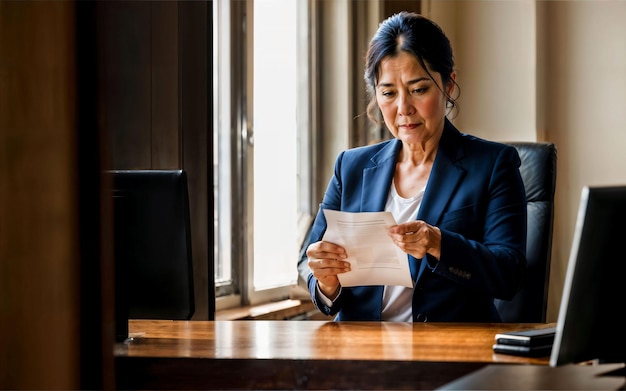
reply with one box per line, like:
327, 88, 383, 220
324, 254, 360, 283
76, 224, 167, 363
213, 0, 318, 310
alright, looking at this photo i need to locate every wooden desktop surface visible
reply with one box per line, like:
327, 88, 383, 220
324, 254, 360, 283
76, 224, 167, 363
115, 319, 552, 390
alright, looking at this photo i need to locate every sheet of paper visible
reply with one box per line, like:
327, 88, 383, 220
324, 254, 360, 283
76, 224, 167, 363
322, 209, 413, 287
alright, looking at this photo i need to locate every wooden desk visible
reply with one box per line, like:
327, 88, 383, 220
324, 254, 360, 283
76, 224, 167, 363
115, 320, 553, 390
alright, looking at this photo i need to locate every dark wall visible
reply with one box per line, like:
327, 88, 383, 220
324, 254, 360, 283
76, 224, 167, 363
97, 1, 214, 320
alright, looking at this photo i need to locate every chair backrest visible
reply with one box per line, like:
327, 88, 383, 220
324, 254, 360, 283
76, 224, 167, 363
495, 142, 557, 323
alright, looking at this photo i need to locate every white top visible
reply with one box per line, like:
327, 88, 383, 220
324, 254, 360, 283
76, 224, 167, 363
317, 180, 424, 322
381, 180, 424, 322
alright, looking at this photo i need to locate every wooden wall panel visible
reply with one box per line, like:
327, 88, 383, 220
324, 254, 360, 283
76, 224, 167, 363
180, 1, 213, 320
100, 1, 152, 169
0, 1, 113, 389
0, 3, 80, 387
151, 1, 180, 169
98, 1, 213, 320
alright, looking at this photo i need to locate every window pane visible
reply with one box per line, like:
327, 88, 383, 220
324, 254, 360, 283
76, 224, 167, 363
252, 0, 299, 290
213, 0, 236, 293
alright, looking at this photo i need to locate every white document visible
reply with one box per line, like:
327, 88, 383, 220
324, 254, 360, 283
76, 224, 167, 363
322, 209, 413, 288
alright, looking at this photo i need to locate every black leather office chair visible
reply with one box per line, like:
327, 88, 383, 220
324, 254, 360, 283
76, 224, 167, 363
495, 142, 557, 323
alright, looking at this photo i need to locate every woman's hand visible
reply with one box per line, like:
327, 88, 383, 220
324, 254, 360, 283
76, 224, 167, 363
306, 241, 349, 300
388, 220, 441, 260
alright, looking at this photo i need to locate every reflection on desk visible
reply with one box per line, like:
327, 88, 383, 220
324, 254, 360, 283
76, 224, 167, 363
115, 320, 552, 390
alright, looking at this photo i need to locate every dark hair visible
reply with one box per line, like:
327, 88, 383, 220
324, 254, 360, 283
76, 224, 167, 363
364, 11, 460, 124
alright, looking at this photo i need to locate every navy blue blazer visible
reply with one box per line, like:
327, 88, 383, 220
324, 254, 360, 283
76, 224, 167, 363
298, 119, 527, 322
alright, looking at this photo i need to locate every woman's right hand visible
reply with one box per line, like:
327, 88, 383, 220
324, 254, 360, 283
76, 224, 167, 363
306, 241, 350, 300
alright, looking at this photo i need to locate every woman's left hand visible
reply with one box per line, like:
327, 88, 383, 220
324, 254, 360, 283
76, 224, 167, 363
388, 220, 442, 260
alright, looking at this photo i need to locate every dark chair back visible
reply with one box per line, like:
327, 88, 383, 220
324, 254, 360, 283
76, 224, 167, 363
495, 142, 557, 323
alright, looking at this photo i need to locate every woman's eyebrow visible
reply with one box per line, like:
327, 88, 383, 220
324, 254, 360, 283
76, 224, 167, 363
407, 77, 431, 85
376, 77, 430, 88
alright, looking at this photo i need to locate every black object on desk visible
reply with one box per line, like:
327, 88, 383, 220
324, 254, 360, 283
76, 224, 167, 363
492, 326, 556, 357
109, 170, 196, 342
493, 343, 553, 357
550, 186, 626, 367
495, 326, 556, 347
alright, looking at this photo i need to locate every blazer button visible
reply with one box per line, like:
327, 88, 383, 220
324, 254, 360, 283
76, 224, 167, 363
415, 313, 428, 322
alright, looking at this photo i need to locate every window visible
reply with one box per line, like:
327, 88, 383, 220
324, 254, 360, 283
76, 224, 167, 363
213, 0, 315, 309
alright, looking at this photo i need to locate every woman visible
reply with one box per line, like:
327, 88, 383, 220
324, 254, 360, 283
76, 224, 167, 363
297, 11, 526, 322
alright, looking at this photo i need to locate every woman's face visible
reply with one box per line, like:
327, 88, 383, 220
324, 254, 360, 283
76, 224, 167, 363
375, 51, 454, 145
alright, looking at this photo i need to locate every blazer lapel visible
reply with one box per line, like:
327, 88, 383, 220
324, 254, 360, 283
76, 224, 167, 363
417, 121, 466, 226
414, 120, 466, 283
361, 139, 401, 212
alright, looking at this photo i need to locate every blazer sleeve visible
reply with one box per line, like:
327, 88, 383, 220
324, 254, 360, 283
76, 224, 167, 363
297, 151, 346, 316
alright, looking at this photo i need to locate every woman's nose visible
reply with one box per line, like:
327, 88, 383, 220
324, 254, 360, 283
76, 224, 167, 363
397, 93, 415, 116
